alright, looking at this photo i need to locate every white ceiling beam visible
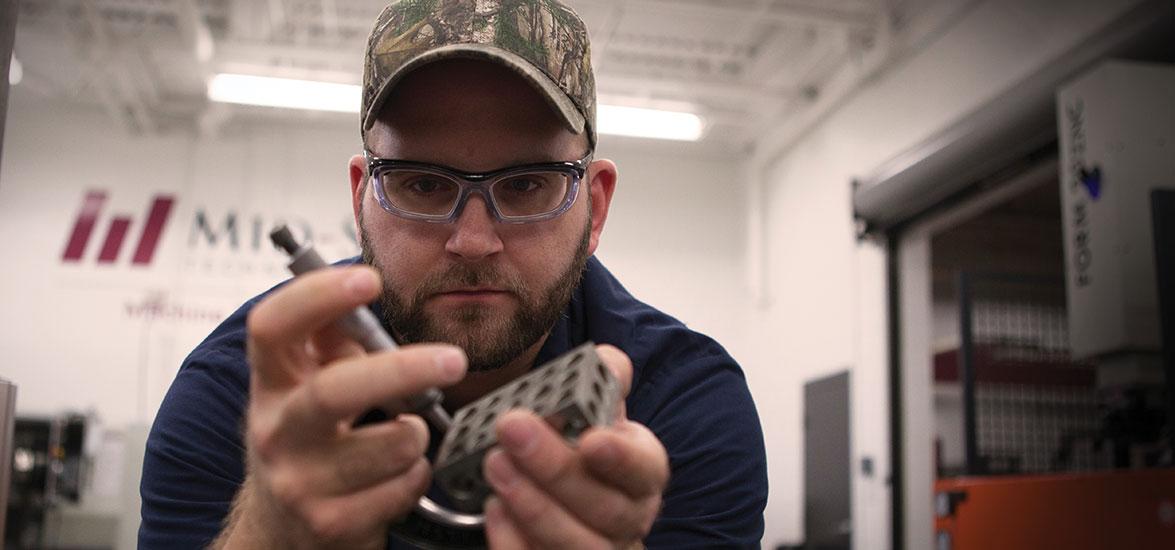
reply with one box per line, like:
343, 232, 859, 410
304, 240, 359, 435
266, 0, 287, 41
322, 0, 340, 41
746, 30, 816, 87
78, 0, 155, 134
87, 0, 177, 19
228, 0, 261, 40
749, 12, 892, 169
598, 72, 799, 105
603, 38, 750, 64
749, 0, 987, 164
173, 0, 214, 65
212, 53, 793, 107
587, 3, 626, 72
126, 48, 162, 107
579, 0, 879, 31
216, 40, 361, 75
767, 0, 882, 28
739, 0, 781, 37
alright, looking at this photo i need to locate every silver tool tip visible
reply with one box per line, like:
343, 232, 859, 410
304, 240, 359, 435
269, 225, 300, 255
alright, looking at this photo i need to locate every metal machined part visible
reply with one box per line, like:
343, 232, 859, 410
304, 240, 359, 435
269, 225, 451, 430
270, 225, 618, 539
433, 342, 620, 513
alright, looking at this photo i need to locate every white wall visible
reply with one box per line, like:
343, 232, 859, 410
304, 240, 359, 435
0, 93, 751, 427
0, 95, 361, 428
0, 89, 754, 544
747, 0, 1150, 548
595, 139, 753, 359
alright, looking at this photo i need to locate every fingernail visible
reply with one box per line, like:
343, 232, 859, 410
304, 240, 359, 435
484, 450, 518, 490
498, 415, 537, 457
345, 269, 377, 297
434, 347, 467, 380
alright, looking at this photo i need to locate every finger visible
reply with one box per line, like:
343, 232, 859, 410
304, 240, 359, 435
248, 265, 382, 390
580, 421, 670, 499
595, 344, 632, 401
284, 344, 466, 433
302, 457, 431, 542
320, 415, 429, 495
484, 497, 528, 550
307, 323, 367, 366
484, 450, 611, 549
494, 412, 656, 540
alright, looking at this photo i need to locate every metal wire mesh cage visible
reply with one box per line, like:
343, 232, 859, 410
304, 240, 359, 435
957, 273, 1106, 475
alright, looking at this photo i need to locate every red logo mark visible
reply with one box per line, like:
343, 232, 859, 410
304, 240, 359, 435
62, 190, 176, 265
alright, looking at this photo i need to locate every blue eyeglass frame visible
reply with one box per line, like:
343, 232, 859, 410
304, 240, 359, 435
364, 150, 593, 224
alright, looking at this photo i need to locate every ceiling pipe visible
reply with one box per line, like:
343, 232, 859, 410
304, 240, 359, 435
79, 1, 156, 134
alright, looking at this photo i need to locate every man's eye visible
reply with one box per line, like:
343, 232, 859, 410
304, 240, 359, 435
407, 178, 445, 193
503, 178, 541, 193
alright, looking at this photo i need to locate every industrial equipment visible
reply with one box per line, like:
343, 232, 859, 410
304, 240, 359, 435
933, 60, 1175, 550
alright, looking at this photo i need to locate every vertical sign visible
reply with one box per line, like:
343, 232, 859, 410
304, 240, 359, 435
1057, 61, 1172, 359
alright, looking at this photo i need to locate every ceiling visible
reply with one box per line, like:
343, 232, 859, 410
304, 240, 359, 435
10, 0, 965, 152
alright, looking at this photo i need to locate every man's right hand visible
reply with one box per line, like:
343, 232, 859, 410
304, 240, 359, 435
215, 265, 468, 550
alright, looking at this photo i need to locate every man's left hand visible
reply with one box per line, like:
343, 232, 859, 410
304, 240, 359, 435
482, 344, 668, 549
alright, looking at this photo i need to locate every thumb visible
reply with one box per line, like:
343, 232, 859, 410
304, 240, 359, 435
595, 344, 632, 421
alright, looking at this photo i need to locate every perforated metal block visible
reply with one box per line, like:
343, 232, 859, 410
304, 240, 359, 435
434, 342, 619, 513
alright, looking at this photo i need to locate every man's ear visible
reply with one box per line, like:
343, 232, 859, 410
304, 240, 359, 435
586, 159, 618, 256
348, 154, 367, 240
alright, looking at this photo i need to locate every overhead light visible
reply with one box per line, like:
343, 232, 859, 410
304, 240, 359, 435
9, 56, 21, 86
597, 104, 705, 141
207, 73, 359, 113
207, 73, 704, 141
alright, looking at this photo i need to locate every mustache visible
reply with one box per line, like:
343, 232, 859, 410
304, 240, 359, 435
356, 222, 524, 303
412, 264, 526, 301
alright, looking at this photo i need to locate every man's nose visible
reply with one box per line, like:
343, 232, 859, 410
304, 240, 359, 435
445, 194, 504, 261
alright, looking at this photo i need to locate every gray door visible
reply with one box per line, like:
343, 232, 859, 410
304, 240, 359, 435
804, 371, 851, 550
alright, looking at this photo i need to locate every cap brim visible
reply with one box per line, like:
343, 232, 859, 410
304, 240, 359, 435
362, 43, 586, 137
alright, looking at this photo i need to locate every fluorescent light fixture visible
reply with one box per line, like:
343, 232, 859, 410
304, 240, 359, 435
207, 73, 359, 113
597, 104, 704, 141
207, 73, 704, 141
8, 56, 21, 86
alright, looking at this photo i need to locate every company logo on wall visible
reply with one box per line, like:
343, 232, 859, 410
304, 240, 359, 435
60, 189, 360, 274
62, 190, 175, 265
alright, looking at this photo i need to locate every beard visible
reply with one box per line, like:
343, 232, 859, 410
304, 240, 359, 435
359, 212, 592, 372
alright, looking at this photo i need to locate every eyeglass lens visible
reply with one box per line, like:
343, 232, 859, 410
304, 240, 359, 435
379, 169, 573, 218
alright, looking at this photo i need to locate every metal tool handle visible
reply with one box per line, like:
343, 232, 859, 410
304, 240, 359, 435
268, 225, 481, 532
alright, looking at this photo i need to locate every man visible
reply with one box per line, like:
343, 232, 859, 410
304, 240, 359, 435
140, 1, 767, 548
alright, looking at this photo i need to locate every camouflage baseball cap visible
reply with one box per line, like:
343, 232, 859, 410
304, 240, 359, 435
362, 0, 597, 148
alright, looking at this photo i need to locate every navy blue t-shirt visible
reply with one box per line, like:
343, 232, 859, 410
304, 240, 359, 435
139, 257, 768, 548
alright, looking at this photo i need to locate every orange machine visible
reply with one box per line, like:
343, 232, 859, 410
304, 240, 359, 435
934, 469, 1175, 550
